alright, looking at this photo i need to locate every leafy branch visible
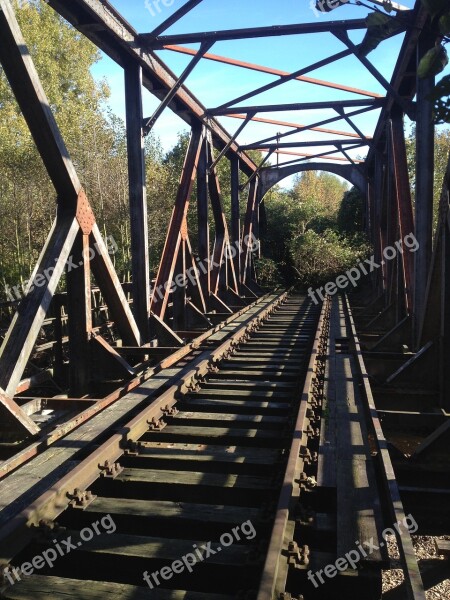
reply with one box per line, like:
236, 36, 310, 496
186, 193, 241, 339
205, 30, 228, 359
357, 0, 450, 122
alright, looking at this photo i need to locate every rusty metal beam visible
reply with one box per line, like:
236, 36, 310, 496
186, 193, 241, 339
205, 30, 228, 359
145, 0, 204, 39
241, 179, 259, 284
232, 106, 376, 149
125, 62, 150, 342
141, 18, 369, 47
243, 139, 367, 150
265, 143, 366, 165
414, 33, 435, 346
196, 136, 210, 300
227, 112, 365, 140
209, 98, 384, 116
333, 29, 415, 119
151, 127, 204, 318
390, 115, 414, 313
143, 40, 213, 134
213, 47, 361, 112
47, 0, 257, 175
231, 155, 241, 288
366, 4, 428, 165
0, 0, 80, 204
164, 45, 382, 99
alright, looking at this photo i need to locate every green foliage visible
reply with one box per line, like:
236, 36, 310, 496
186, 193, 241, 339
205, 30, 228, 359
359, 11, 408, 57
0, 0, 172, 295
405, 126, 450, 233
290, 229, 370, 287
417, 0, 450, 121
0, 0, 109, 293
254, 257, 281, 288
261, 171, 369, 287
417, 44, 448, 79
337, 187, 365, 235
439, 12, 450, 36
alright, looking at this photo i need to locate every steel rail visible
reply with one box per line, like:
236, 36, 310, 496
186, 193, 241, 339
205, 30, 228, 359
0, 291, 290, 562
256, 298, 330, 600
0, 293, 275, 481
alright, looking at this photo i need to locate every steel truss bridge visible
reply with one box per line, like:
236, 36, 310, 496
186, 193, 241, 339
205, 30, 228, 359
0, 1, 449, 599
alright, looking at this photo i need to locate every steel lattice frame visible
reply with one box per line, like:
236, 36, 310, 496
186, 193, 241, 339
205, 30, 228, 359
0, 0, 447, 436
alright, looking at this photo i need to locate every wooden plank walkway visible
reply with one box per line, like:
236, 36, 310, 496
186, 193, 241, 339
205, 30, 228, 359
317, 296, 387, 565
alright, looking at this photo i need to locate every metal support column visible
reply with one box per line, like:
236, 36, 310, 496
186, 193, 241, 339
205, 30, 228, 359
414, 36, 435, 347
230, 155, 241, 290
125, 62, 150, 342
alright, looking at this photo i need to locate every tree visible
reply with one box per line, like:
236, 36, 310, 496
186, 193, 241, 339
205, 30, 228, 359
0, 0, 109, 296
260, 169, 368, 286
337, 187, 365, 236
405, 126, 450, 232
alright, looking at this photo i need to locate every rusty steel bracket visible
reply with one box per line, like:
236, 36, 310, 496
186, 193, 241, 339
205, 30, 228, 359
161, 404, 178, 417
75, 189, 96, 235
147, 417, 166, 431
99, 460, 123, 479
298, 472, 317, 490
287, 541, 310, 567
299, 445, 317, 465
305, 424, 319, 440
67, 488, 97, 509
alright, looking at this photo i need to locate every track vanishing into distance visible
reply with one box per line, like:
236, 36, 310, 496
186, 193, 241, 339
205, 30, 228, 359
0, 291, 430, 600
0, 293, 325, 600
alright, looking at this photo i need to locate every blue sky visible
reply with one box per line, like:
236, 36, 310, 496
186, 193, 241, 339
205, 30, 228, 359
91, 0, 448, 175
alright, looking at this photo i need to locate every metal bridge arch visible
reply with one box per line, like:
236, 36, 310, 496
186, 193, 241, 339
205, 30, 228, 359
258, 162, 368, 200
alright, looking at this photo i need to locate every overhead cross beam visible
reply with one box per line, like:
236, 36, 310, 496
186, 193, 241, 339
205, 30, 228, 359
143, 40, 214, 134
231, 107, 374, 147
242, 139, 368, 150
208, 98, 384, 116
164, 44, 381, 101
47, 0, 257, 175
333, 29, 415, 119
270, 149, 364, 164
145, 0, 205, 40
140, 19, 369, 48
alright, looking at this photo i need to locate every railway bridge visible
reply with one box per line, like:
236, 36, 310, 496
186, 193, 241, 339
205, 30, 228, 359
0, 0, 449, 598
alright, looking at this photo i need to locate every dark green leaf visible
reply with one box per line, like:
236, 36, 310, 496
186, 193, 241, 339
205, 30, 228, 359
417, 44, 449, 78
359, 13, 407, 56
439, 12, 450, 35
366, 12, 390, 27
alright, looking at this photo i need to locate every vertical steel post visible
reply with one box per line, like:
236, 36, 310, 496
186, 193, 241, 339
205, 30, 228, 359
230, 155, 241, 290
125, 62, 150, 342
414, 36, 435, 347
67, 232, 92, 394
197, 134, 210, 301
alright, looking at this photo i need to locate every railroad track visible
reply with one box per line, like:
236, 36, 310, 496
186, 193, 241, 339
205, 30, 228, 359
0, 293, 323, 600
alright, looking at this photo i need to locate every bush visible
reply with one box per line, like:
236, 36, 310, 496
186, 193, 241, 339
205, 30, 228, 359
290, 229, 370, 287
255, 257, 282, 287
